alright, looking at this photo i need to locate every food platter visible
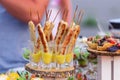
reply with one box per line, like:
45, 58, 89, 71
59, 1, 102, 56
25, 63, 75, 78
87, 48, 120, 56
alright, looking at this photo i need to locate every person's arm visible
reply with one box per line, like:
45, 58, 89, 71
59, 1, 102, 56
61, 0, 72, 24
0, 0, 49, 24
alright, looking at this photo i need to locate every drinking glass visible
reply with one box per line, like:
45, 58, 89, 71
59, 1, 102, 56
64, 46, 74, 68
56, 45, 66, 69
26, 40, 41, 68
42, 44, 53, 69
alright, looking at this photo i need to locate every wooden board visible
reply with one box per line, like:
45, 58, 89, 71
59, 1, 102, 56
25, 63, 75, 78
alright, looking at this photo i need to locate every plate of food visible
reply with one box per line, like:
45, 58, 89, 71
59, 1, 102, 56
87, 35, 120, 56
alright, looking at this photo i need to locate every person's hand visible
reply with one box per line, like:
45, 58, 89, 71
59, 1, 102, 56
0, 0, 49, 24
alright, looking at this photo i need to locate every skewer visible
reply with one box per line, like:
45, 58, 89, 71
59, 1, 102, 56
62, 8, 66, 20
78, 9, 84, 24
45, 5, 49, 21
65, 9, 68, 21
45, 9, 48, 21
53, 8, 61, 23
48, 9, 52, 20
37, 11, 40, 21
77, 10, 81, 24
72, 5, 78, 22
69, 5, 78, 27
29, 8, 32, 21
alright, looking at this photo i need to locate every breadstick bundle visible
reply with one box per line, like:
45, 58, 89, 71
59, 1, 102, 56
59, 7, 84, 55
27, 6, 84, 56
55, 20, 68, 45
67, 25, 80, 53
61, 27, 74, 55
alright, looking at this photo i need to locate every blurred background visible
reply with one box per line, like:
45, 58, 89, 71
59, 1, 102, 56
71, 0, 120, 37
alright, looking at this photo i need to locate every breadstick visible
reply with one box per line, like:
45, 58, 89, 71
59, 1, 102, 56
43, 21, 54, 42
61, 27, 74, 54
37, 24, 48, 52
48, 22, 54, 41
61, 22, 75, 43
61, 25, 69, 43
43, 21, 51, 41
68, 25, 80, 53
55, 20, 68, 45
35, 37, 41, 51
28, 21, 36, 46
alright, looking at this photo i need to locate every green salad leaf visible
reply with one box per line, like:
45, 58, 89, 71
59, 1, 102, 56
67, 76, 75, 80
74, 47, 80, 59
23, 48, 31, 60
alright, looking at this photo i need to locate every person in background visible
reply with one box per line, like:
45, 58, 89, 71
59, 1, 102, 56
0, 0, 71, 73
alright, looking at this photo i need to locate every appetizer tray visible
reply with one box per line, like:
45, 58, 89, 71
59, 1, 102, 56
25, 63, 75, 78
87, 48, 120, 56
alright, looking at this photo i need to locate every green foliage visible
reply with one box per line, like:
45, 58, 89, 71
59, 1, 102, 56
17, 71, 30, 80
74, 47, 80, 59
23, 48, 31, 60
79, 51, 89, 60
83, 17, 97, 26
67, 76, 75, 80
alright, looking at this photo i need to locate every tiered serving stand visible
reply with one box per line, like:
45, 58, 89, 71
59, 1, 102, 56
25, 63, 75, 80
87, 48, 120, 80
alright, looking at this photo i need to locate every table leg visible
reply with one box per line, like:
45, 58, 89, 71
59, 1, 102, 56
97, 56, 112, 80
114, 56, 120, 80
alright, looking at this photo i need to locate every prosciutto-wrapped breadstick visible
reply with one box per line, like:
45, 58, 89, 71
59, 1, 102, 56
35, 37, 41, 51
61, 22, 76, 44
43, 21, 54, 42
37, 24, 48, 52
61, 27, 74, 54
28, 21, 37, 45
68, 25, 80, 53
61, 27, 69, 44
55, 20, 68, 45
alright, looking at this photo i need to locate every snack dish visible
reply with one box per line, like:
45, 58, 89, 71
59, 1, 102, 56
25, 7, 84, 79
87, 35, 120, 56
27, 20, 76, 78
87, 48, 120, 56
